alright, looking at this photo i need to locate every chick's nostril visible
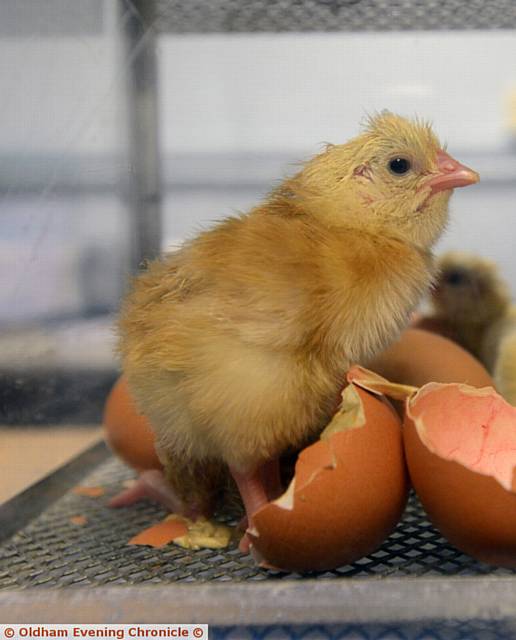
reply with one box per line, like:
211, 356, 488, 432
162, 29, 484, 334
436, 150, 459, 173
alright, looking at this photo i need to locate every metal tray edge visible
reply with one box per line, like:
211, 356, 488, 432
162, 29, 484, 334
0, 440, 110, 544
2, 576, 516, 624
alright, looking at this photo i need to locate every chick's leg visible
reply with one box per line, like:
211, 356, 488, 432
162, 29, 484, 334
261, 458, 283, 501
231, 460, 281, 553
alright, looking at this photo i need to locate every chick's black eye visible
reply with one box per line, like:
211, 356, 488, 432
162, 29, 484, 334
444, 269, 467, 286
389, 157, 411, 175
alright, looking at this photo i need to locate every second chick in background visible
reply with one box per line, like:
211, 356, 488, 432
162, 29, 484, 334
417, 251, 516, 403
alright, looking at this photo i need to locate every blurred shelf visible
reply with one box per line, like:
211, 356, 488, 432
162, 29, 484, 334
0, 316, 117, 373
151, 0, 516, 32
0, 316, 117, 426
0, 369, 117, 426
2, 150, 516, 193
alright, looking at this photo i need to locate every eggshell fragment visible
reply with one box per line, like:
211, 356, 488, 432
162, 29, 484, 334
103, 376, 162, 471
72, 486, 105, 498
404, 384, 516, 567
248, 381, 408, 572
129, 515, 189, 548
128, 515, 233, 550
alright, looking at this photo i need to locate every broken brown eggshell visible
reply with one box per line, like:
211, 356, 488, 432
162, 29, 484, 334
248, 381, 409, 572
349, 366, 516, 568
404, 383, 516, 567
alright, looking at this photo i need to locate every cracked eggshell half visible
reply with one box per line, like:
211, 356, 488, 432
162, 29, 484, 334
248, 382, 409, 572
404, 383, 516, 567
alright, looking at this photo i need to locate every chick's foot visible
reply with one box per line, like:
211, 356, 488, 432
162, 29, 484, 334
108, 469, 202, 519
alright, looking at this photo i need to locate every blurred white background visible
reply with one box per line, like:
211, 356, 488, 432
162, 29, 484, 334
1, 1, 516, 327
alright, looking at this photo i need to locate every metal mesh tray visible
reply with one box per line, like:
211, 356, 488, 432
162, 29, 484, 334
2, 441, 516, 637
152, 0, 516, 32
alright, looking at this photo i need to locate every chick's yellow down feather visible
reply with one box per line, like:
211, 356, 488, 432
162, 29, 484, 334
118, 113, 478, 528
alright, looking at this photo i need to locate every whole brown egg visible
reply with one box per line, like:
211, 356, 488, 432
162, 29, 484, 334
103, 376, 162, 471
367, 328, 494, 389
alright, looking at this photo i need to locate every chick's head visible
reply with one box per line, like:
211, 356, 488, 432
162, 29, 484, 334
432, 251, 510, 324
298, 112, 478, 248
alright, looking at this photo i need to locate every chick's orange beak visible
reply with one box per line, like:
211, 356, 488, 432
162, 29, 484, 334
425, 150, 479, 195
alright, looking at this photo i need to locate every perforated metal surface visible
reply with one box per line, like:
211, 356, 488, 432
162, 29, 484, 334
152, 0, 516, 32
211, 620, 516, 640
1, 453, 515, 589
3, 451, 516, 637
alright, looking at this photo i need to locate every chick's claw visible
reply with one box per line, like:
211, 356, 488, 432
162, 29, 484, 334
108, 469, 202, 519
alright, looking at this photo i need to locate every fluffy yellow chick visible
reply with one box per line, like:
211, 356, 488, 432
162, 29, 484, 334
422, 251, 516, 403
116, 113, 478, 542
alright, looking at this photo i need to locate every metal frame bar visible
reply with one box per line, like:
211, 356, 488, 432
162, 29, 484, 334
0, 440, 109, 544
119, 0, 162, 271
2, 577, 516, 624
